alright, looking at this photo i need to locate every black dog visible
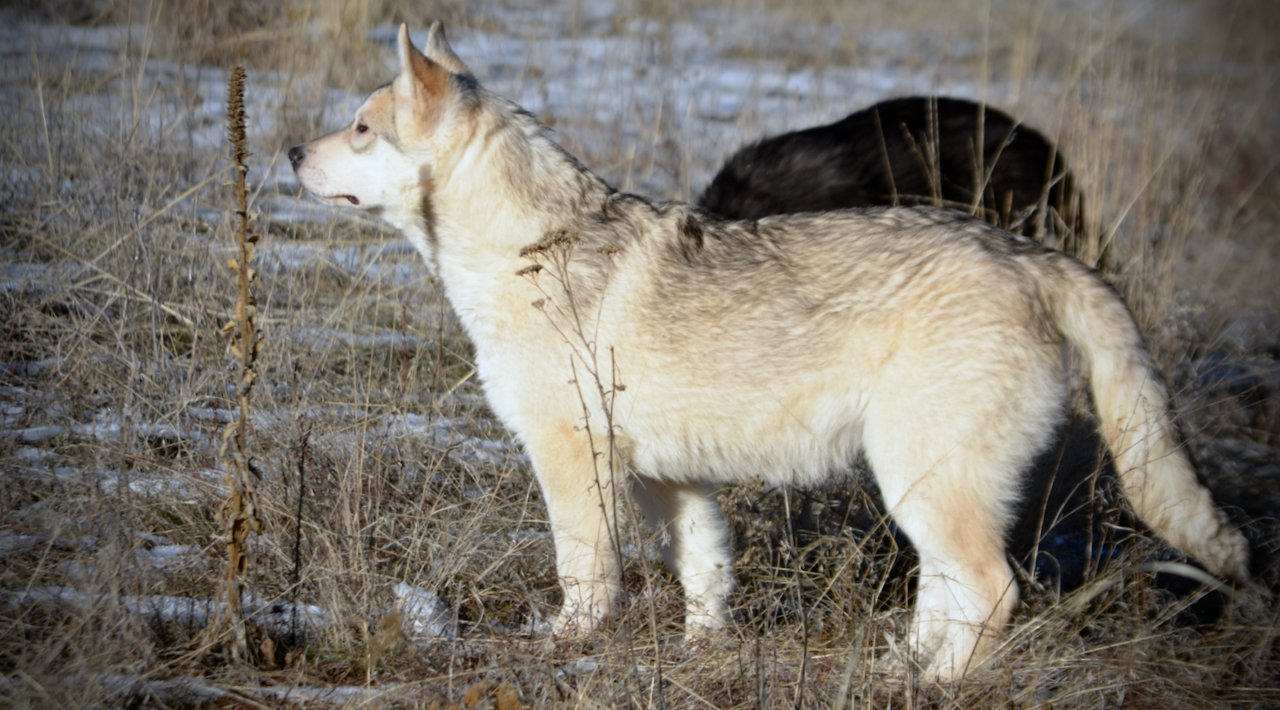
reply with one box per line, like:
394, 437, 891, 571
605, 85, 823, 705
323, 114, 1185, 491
699, 96, 1105, 269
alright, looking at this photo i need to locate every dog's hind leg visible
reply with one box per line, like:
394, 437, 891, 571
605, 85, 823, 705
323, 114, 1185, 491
875, 470, 1019, 680
526, 421, 624, 636
863, 358, 1060, 679
631, 476, 734, 635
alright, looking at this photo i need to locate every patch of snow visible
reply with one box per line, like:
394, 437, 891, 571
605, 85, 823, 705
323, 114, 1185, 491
75, 419, 178, 444
558, 655, 642, 680
506, 529, 553, 545
562, 655, 599, 675
291, 327, 431, 352
0, 262, 80, 294
0, 359, 60, 378
379, 413, 527, 467
0, 531, 47, 555
0, 530, 94, 555
251, 683, 407, 704
17, 411, 219, 453
256, 239, 424, 289
392, 582, 457, 639
143, 544, 199, 567
4, 586, 333, 635
97, 471, 207, 499
12, 446, 56, 464
133, 530, 174, 546
91, 673, 230, 706
1, 425, 67, 443
5, 456, 223, 500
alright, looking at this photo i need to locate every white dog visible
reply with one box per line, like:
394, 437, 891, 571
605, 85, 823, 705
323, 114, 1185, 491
290, 23, 1250, 679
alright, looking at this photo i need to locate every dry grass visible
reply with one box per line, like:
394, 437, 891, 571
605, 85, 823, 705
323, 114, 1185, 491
1, 0, 1276, 707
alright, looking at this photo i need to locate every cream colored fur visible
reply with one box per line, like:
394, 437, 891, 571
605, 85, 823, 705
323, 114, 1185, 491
290, 23, 1250, 680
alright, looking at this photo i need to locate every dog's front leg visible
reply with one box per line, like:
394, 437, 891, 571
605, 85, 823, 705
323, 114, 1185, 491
526, 421, 623, 636
630, 476, 734, 636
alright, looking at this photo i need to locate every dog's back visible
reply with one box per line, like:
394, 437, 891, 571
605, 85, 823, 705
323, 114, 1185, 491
698, 97, 1100, 268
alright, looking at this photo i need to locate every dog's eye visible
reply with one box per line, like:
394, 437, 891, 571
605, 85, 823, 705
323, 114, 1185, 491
355, 123, 369, 134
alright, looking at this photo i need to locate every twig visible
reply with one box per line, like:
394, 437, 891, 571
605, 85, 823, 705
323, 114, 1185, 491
290, 421, 311, 645
212, 64, 264, 664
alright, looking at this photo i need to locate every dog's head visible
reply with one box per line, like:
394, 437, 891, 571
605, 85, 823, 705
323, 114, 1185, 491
289, 22, 473, 217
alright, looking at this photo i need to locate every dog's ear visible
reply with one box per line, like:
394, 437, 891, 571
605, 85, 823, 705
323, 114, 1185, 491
425, 21, 472, 78
396, 23, 449, 102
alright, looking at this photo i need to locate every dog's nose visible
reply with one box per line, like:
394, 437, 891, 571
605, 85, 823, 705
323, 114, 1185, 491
288, 145, 305, 170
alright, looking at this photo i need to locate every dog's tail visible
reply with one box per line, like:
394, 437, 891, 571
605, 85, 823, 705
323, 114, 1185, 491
1042, 257, 1250, 582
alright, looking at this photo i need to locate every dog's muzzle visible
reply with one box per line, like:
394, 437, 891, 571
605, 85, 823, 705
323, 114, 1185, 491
288, 145, 306, 170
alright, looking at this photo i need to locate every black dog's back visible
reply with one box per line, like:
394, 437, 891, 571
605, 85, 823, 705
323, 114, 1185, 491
699, 97, 1102, 268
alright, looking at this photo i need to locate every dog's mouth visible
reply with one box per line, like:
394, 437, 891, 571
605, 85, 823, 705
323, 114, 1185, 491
317, 193, 360, 206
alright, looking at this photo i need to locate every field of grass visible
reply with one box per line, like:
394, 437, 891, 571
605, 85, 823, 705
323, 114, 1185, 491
1, 0, 1277, 706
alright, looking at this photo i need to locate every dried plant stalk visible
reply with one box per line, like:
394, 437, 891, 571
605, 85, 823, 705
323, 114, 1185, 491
214, 64, 264, 663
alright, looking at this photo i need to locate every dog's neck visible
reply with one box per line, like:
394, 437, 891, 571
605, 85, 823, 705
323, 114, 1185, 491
427, 98, 614, 269
404, 96, 616, 343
